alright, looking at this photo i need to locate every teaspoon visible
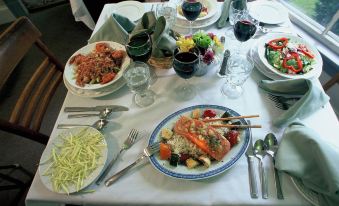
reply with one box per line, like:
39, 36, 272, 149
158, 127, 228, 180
264, 133, 284, 199
67, 108, 113, 119
57, 119, 108, 131
254, 139, 268, 199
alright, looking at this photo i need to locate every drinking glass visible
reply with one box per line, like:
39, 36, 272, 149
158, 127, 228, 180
180, 0, 202, 34
123, 61, 155, 107
229, 0, 248, 26
221, 54, 253, 99
173, 49, 200, 100
156, 2, 177, 29
126, 32, 157, 84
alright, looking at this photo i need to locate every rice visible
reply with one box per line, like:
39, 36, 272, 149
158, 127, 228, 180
167, 134, 206, 158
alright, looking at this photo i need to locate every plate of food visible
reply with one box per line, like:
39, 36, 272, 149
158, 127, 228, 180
257, 33, 322, 80
148, 105, 250, 180
177, 0, 217, 21
39, 127, 107, 194
64, 41, 130, 91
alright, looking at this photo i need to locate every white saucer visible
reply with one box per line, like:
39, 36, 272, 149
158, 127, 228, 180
114, 1, 145, 22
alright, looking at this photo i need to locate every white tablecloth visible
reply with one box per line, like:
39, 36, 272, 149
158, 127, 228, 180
26, 3, 339, 206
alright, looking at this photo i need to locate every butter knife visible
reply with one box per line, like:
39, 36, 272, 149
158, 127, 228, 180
245, 120, 259, 198
64, 105, 128, 112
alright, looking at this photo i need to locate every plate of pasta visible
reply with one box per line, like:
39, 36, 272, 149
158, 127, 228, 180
148, 105, 251, 180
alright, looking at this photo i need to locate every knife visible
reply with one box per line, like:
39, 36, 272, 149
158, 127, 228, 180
245, 120, 259, 199
64, 105, 129, 112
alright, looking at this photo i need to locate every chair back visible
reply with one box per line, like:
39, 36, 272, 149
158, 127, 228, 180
0, 17, 64, 145
323, 72, 339, 91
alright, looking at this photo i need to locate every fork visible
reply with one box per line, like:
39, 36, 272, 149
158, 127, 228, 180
105, 142, 160, 187
267, 94, 299, 110
95, 129, 139, 185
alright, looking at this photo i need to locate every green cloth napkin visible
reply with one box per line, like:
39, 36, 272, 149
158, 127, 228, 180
258, 79, 330, 127
275, 122, 339, 206
88, 12, 176, 58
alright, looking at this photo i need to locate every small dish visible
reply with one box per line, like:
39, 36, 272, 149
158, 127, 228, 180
248, 1, 289, 25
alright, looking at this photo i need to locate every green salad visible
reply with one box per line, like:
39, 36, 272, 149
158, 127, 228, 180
265, 37, 315, 75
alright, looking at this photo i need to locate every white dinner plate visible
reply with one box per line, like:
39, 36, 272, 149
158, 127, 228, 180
256, 33, 323, 80
114, 1, 145, 22
174, 7, 221, 29
290, 176, 320, 206
177, 0, 218, 21
39, 127, 108, 194
148, 105, 251, 180
248, 1, 289, 25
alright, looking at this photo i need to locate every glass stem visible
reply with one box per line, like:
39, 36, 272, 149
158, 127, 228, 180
189, 21, 193, 34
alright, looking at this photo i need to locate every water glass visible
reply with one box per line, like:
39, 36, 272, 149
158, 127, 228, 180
123, 62, 155, 107
229, 0, 248, 25
221, 54, 253, 99
156, 2, 177, 29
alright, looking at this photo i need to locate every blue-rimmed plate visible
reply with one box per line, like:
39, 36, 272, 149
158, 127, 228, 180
148, 105, 251, 180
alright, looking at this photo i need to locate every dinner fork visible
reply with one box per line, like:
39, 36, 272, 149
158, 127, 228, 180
267, 94, 299, 110
95, 129, 139, 185
105, 142, 160, 187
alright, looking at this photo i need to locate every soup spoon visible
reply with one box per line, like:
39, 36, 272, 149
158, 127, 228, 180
57, 119, 108, 131
254, 139, 268, 199
264, 133, 284, 199
67, 108, 113, 119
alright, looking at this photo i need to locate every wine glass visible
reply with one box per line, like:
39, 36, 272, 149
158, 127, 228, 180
126, 32, 157, 84
123, 61, 155, 107
156, 2, 177, 29
233, 12, 259, 54
173, 49, 200, 100
229, 0, 248, 26
181, 0, 203, 34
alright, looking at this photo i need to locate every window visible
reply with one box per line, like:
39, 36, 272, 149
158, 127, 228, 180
280, 0, 339, 55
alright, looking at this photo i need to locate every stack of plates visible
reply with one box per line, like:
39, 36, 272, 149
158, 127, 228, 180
63, 41, 130, 98
174, 0, 221, 29
249, 33, 323, 80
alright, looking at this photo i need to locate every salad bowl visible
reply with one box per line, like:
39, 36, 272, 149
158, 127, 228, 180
256, 33, 322, 80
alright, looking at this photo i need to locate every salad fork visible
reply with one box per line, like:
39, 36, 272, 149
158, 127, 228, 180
105, 142, 160, 187
95, 129, 139, 185
267, 94, 299, 110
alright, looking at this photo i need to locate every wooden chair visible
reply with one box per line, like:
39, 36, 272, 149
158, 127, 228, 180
323, 72, 339, 91
0, 16, 64, 196
0, 16, 64, 145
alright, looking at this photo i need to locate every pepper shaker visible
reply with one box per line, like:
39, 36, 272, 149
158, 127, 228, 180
218, 49, 231, 77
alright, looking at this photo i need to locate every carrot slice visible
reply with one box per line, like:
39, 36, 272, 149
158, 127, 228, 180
174, 116, 230, 161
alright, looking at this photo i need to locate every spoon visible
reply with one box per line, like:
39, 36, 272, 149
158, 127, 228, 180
67, 108, 113, 119
57, 119, 108, 131
254, 139, 268, 199
264, 133, 284, 199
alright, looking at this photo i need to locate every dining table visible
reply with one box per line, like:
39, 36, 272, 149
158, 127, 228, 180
25, 2, 339, 206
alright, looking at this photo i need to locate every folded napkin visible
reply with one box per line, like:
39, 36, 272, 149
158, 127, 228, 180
275, 122, 339, 206
258, 79, 330, 127
89, 12, 176, 58
217, 0, 232, 28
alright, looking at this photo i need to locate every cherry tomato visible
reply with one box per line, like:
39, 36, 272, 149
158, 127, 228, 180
203, 109, 217, 118
225, 130, 239, 147
160, 143, 172, 160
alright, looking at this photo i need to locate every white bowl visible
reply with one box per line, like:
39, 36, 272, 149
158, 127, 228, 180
64, 41, 130, 90
256, 33, 322, 80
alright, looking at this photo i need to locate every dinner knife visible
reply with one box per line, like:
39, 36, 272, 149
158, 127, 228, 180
245, 120, 259, 199
64, 105, 129, 112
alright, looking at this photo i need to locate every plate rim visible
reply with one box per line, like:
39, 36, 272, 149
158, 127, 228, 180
256, 33, 323, 80
64, 41, 130, 90
290, 176, 320, 206
38, 126, 108, 194
115, 0, 145, 22
148, 104, 250, 180
248, 1, 288, 25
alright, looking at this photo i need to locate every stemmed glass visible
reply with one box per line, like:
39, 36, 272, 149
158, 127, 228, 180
181, 0, 203, 34
173, 49, 200, 100
123, 61, 155, 107
126, 32, 157, 84
156, 2, 177, 29
233, 12, 259, 54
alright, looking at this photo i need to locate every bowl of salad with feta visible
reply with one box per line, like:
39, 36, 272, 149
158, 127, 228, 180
257, 33, 322, 79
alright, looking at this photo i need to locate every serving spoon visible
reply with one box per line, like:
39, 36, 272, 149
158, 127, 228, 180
264, 133, 284, 199
254, 139, 268, 199
57, 119, 108, 131
67, 108, 113, 119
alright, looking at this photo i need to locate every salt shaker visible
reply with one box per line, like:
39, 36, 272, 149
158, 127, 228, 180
218, 49, 231, 77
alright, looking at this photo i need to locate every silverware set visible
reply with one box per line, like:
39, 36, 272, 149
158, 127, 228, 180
267, 93, 300, 110
246, 130, 284, 199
